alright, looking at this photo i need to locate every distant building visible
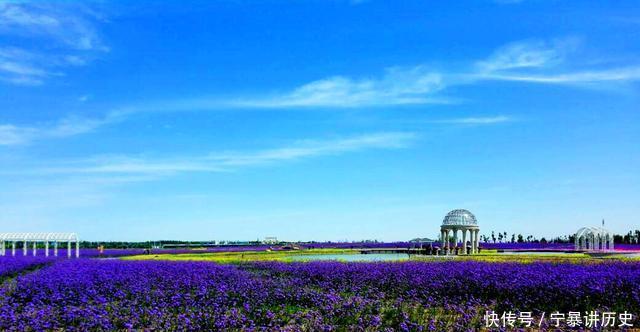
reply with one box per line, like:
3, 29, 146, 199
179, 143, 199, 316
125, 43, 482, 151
409, 238, 437, 243
263, 237, 278, 244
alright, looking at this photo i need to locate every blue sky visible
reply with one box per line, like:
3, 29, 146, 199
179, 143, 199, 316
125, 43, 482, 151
0, 1, 639, 241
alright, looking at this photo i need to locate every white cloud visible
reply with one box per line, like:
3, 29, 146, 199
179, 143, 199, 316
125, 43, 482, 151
0, 3, 59, 28
0, 2, 106, 51
230, 66, 448, 108
0, 125, 38, 145
0, 47, 51, 85
433, 116, 512, 125
36, 132, 418, 176
219, 38, 639, 108
473, 38, 640, 85
2, 37, 638, 145
476, 39, 571, 72
0, 112, 122, 146
480, 66, 640, 84
0, 3, 107, 86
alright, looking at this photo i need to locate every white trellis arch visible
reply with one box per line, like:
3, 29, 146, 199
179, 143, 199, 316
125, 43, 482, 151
0, 233, 80, 258
574, 227, 614, 251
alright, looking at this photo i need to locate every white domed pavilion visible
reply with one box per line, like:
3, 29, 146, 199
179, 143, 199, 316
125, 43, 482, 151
440, 209, 480, 255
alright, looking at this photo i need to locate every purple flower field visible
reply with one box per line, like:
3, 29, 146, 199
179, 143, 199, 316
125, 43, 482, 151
7, 241, 627, 259
0, 258, 639, 330
0, 256, 54, 280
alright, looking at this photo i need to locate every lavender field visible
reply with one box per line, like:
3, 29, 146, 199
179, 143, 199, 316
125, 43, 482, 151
0, 256, 639, 330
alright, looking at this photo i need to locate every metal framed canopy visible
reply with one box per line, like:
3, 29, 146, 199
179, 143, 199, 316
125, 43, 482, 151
0, 232, 80, 258
0, 233, 78, 242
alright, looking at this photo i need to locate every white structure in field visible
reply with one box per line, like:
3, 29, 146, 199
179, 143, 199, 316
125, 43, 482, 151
0, 233, 80, 258
263, 237, 278, 244
440, 209, 480, 255
575, 227, 614, 251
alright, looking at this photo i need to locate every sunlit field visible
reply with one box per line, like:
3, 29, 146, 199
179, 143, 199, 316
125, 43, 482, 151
0, 247, 638, 330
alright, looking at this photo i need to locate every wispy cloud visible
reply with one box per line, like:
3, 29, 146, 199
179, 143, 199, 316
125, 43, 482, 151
0, 2, 107, 85
0, 2, 107, 51
229, 66, 448, 108
219, 38, 640, 108
0, 47, 52, 85
432, 116, 513, 125
0, 124, 38, 145
476, 39, 572, 72
35, 132, 418, 176
2, 37, 638, 145
473, 38, 640, 85
479, 66, 640, 84
0, 112, 123, 146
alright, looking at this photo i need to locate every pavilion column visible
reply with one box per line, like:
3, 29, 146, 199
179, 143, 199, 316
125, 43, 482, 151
474, 230, 479, 254
75, 241, 79, 258
471, 229, 478, 254
67, 242, 71, 258
586, 235, 590, 250
462, 229, 468, 255
1, 241, 4, 256
32, 242, 36, 256
12, 242, 16, 256
452, 229, 458, 254
54, 242, 58, 257
23, 241, 27, 256
443, 230, 447, 255
446, 229, 451, 255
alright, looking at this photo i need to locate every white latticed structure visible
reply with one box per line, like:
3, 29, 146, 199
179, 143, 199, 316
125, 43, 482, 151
574, 227, 614, 251
0, 233, 80, 257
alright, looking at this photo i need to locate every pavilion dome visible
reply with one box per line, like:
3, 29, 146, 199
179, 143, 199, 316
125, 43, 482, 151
442, 209, 478, 227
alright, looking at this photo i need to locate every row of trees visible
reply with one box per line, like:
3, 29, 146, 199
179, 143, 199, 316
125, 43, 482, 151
481, 230, 640, 244
79, 230, 640, 249
479, 232, 553, 244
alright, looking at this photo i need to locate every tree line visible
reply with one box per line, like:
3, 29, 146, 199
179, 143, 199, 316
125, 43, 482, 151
481, 229, 640, 244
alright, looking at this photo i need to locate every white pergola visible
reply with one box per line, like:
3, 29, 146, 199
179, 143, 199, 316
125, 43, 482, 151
0, 233, 80, 258
575, 227, 614, 251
